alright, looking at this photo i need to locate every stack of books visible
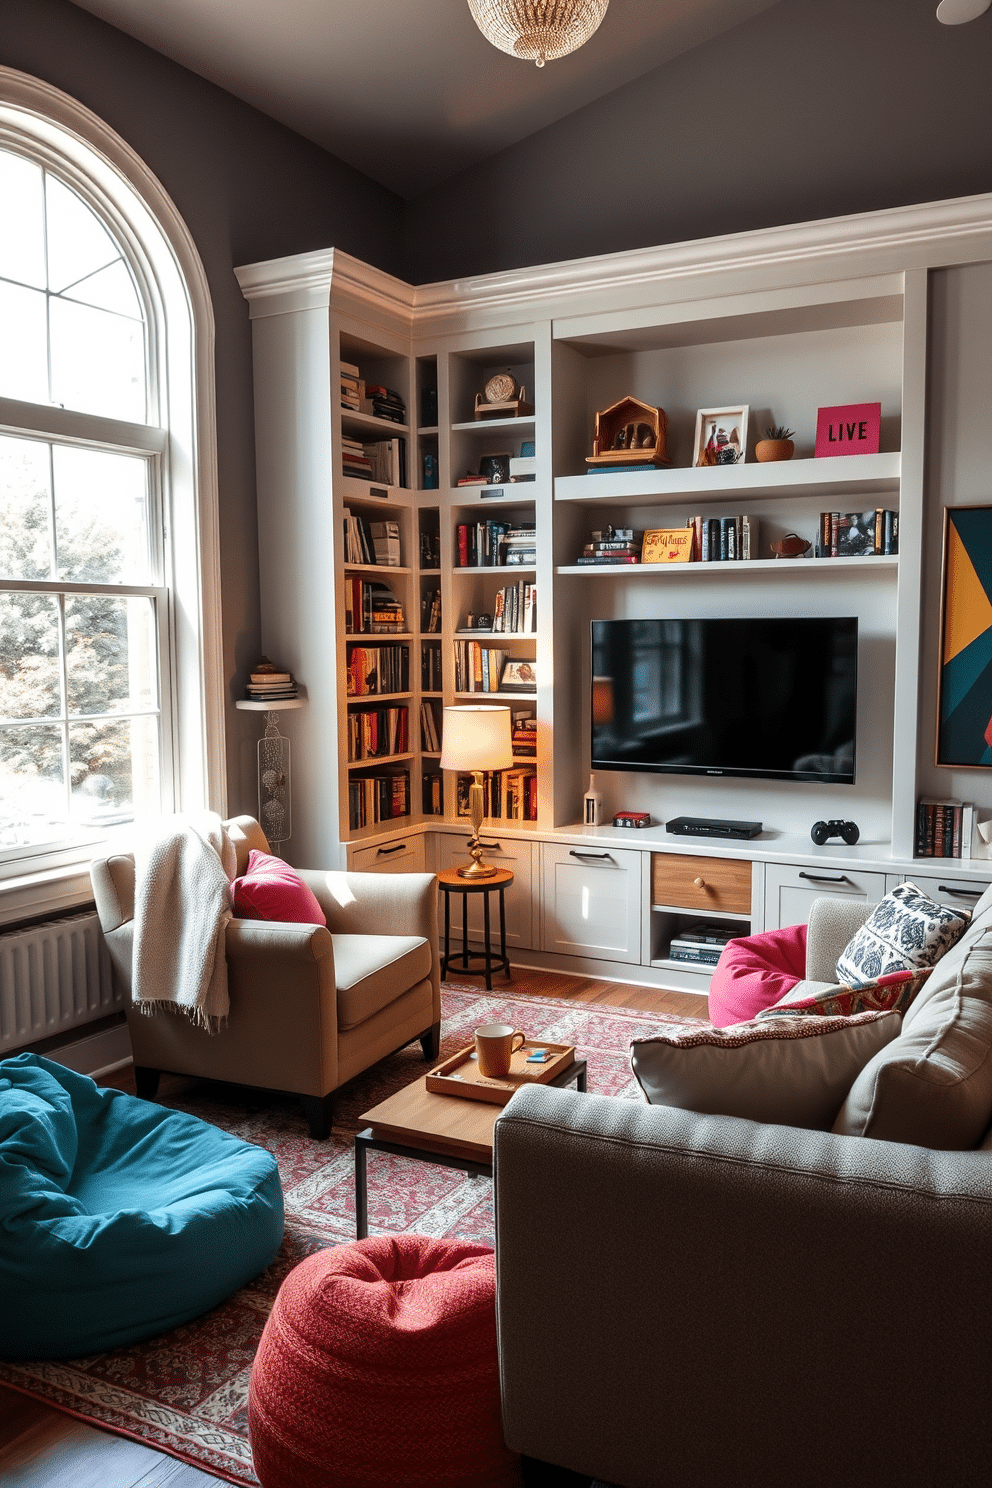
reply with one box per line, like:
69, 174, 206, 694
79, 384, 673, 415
577, 528, 640, 564
817, 509, 898, 557
365, 385, 406, 424
342, 436, 373, 479
915, 798, 975, 858
499, 527, 537, 566
245, 667, 298, 703
369, 520, 401, 567
512, 713, 537, 758
341, 360, 362, 412
422, 770, 443, 816
667, 924, 737, 967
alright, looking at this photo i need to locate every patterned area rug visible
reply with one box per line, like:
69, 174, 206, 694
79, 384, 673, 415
0, 984, 702, 1485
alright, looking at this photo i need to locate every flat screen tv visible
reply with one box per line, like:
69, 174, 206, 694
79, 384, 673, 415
590, 616, 857, 784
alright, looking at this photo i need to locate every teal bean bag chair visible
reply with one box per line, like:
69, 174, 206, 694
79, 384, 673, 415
0, 1053, 284, 1360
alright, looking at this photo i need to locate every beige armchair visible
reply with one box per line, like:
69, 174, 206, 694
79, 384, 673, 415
89, 815, 440, 1138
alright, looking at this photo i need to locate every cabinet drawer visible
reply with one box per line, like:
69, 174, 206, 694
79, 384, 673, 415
886, 871, 991, 912
651, 853, 751, 915
349, 836, 425, 874
763, 863, 887, 930
541, 844, 642, 963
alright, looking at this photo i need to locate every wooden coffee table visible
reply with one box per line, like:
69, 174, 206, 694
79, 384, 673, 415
354, 1057, 587, 1239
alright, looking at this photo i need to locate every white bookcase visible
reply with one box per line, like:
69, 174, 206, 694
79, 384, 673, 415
237, 198, 992, 989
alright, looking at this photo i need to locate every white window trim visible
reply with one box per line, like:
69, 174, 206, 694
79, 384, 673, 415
0, 68, 225, 919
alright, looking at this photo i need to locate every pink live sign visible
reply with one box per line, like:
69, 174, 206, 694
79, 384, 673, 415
815, 401, 881, 458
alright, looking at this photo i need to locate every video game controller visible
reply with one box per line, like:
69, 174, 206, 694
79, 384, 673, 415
811, 819, 860, 846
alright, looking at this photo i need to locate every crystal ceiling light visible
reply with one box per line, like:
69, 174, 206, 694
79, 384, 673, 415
467, 0, 610, 66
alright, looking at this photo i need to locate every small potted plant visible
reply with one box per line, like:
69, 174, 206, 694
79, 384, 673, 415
755, 424, 795, 462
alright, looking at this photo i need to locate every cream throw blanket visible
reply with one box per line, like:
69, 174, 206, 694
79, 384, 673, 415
132, 811, 236, 1032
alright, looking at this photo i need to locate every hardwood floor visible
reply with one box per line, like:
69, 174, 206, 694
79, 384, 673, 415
0, 968, 701, 1484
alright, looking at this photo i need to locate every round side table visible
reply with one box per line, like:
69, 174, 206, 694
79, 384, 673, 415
438, 868, 514, 991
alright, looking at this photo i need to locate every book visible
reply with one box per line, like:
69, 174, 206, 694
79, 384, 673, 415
641, 528, 693, 563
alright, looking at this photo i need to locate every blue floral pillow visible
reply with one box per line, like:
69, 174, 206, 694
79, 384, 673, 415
835, 882, 969, 988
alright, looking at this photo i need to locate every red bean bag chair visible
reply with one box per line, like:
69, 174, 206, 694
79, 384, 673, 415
708, 922, 808, 1027
249, 1235, 522, 1488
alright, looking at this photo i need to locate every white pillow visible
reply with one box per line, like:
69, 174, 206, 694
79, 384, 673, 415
629, 1011, 901, 1130
835, 881, 968, 988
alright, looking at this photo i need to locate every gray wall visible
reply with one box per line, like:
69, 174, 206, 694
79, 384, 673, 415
2, 0, 404, 813
404, 0, 992, 283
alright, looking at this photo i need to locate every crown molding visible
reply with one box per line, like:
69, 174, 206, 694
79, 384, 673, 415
410, 193, 992, 327
236, 192, 992, 337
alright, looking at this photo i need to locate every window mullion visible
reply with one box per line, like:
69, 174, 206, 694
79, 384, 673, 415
56, 591, 70, 826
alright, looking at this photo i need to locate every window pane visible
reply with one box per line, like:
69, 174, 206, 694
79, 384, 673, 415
0, 592, 62, 720
0, 435, 53, 580
0, 151, 46, 289
50, 297, 146, 422
70, 714, 158, 825
52, 445, 150, 584
66, 595, 157, 715
45, 173, 119, 294
0, 723, 66, 849
62, 259, 142, 319
0, 279, 49, 403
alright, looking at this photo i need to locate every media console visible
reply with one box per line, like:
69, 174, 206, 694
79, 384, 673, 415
666, 817, 763, 841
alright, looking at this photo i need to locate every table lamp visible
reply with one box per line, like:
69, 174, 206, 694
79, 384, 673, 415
440, 705, 513, 877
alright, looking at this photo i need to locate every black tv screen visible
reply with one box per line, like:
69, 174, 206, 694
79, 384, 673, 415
590, 616, 857, 784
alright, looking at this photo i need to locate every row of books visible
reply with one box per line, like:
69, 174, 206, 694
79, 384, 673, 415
421, 641, 442, 691
489, 580, 536, 633
817, 509, 899, 557
244, 666, 297, 702
667, 923, 737, 967
347, 705, 409, 762
421, 588, 441, 633
453, 641, 508, 693
575, 515, 757, 564
342, 435, 407, 486
340, 362, 407, 426
455, 522, 537, 568
343, 509, 401, 567
423, 770, 443, 815
348, 770, 410, 830
915, 798, 978, 858
347, 643, 410, 697
420, 700, 441, 752
419, 527, 440, 568
344, 579, 406, 635
455, 767, 537, 822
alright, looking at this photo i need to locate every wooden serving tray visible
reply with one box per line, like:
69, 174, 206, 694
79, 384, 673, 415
426, 1041, 576, 1105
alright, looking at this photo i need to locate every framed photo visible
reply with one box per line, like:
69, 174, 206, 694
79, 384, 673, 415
693, 406, 748, 468
479, 452, 511, 485
937, 505, 992, 766
500, 658, 537, 692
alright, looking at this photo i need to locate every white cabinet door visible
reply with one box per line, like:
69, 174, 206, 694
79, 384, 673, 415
763, 862, 888, 930
541, 843, 642, 963
349, 835, 426, 875
436, 833, 534, 948
885, 870, 990, 913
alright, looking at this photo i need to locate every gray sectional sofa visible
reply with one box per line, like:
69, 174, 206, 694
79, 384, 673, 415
494, 891, 992, 1488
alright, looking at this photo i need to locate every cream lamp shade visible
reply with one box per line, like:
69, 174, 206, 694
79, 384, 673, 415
440, 705, 513, 773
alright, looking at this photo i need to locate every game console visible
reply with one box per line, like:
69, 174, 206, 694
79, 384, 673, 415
666, 816, 763, 840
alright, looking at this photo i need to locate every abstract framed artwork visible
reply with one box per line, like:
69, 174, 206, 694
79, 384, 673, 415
937, 505, 992, 766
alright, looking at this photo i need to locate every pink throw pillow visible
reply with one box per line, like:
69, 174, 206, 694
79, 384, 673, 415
232, 848, 326, 925
708, 923, 807, 1027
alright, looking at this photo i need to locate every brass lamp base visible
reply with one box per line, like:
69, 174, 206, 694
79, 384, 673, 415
457, 772, 497, 877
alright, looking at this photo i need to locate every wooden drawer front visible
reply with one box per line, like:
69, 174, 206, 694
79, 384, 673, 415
349, 836, 425, 874
652, 853, 751, 915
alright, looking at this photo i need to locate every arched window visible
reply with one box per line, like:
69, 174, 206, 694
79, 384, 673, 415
0, 70, 223, 905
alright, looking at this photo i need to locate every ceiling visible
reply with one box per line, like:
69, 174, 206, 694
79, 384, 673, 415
68, 0, 782, 198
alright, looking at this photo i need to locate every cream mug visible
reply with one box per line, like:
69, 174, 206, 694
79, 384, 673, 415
475, 1023, 525, 1078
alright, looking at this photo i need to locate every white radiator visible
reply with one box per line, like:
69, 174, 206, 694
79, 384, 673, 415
0, 910, 123, 1054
